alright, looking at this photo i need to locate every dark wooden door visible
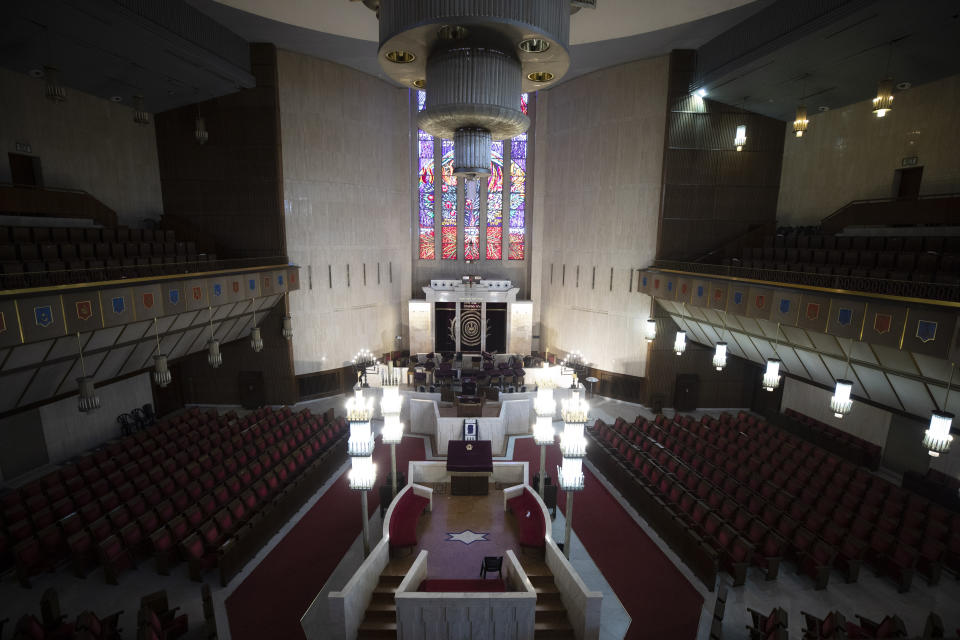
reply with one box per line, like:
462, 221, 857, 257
674, 374, 699, 411
239, 371, 266, 409
895, 167, 923, 199
152, 363, 184, 418
9, 153, 39, 186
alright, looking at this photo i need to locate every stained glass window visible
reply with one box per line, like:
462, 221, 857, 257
508, 132, 526, 260
486, 141, 504, 260
417, 129, 435, 259
464, 179, 480, 261
440, 139, 457, 260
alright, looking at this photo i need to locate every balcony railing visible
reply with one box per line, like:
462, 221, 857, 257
652, 260, 960, 303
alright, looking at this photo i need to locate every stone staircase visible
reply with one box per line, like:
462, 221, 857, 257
525, 566, 576, 639
357, 574, 402, 639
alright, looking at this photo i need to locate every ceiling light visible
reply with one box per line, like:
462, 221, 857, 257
761, 359, 781, 392
110, 95, 123, 103
28, 68, 44, 78
793, 105, 808, 138
674, 331, 686, 356
817, 106, 830, 112
519, 38, 551, 53
713, 342, 727, 371
370, 1, 572, 179
133, 95, 150, 126
207, 339, 222, 368
830, 379, 853, 418
153, 354, 172, 388
924, 364, 955, 457
895, 81, 911, 90
250, 327, 264, 353
644, 318, 657, 342
195, 116, 208, 145
282, 315, 293, 340
696, 88, 708, 98
735, 125, 747, 152
412, 79, 425, 89
872, 77, 894, 118
43, 65, 66, 103
77, 376, 100, 413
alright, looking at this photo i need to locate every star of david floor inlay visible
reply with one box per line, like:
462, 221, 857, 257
446, 530, 489, 545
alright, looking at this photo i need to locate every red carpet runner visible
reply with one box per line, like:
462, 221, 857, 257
512, 437, 703, 640
224, 435, 425, 640
226, 431, 701, 640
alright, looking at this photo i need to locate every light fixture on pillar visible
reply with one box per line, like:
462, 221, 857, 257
206, 307, 222, 369
713, 312, 728, 371
558, 392, 588, 560
533, 379, 556, 501
43, 65, 66, 103
249, 301, 263, 353
282, 314, 293, 340
132, 95, 150, 126
380, 374, 405, 498
674, 330, 687, 356
644, 317, 657, 342
793, 105, 809, 137
923, 363, 955, 458
76, 332, 99, 413
830, 339, 854, 418
347, 386, 376, 556
152, 318, 171, 388
735, 124, 747, 152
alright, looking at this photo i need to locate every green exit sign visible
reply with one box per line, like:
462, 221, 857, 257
901, 156, 918, 167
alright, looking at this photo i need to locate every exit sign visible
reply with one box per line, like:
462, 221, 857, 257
14, 141, 32, 153
901, 156, 918, 167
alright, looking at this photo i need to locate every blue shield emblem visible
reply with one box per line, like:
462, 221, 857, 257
34, 305, 54, 328
249, 278, 256, 291
916, 320, 937, 343
837, 308, 853, 326
779, 299, 791, 314
213, 284, 223, 297
641, 276, 647, 287
277, 274, 283, 286
169, 289, 180, 305
112, 297, 125, 315
667, 281, 673, 292
696, 286, 704, 298
733, 292, 743, 305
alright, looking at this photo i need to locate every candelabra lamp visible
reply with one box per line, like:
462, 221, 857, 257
380, 372, 405, 497
353, 349, 380, 388
532, 380, 557, 501
347, 386, 376, 556
558, 393, 588, 559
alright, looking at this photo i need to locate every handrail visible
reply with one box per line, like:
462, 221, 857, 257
688, 222, 775, 263
820, 192, 960, 234
651, 259, 960, 305
0, 184, 118, 227
0, 256, 291, 296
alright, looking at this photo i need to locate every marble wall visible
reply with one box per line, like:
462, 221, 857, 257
277, 50, 412, 375
777, 73, 960, 226
535, 56, 669, 376
0, 67, 163, 225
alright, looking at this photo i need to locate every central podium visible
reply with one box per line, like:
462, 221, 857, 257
446, 440, 493, 495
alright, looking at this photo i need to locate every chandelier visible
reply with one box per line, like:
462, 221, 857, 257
151, 318, 172, 388
43, 65, 66, 103
644, 317, 657, 342
872, 77, 894, 118
830, 379, 853, 419
673, 330, 686, 356
761, 359, 781, 392
734, 124, 747, 152
793, 105, 808, 137
364, 0, 574, 178
133, 95, 150, 126
712, 342, 727, 371
76, 333, 99, 413
923, 364, 955, 457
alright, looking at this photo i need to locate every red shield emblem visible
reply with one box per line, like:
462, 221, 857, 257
192, 286, 202, 301
805, 303, 820, 320
142, 293, 154, 309
714, 289, 722, 302
232, 281, 240, 294
289, 272, 297, 284
76, 301, 93, 321
873, 313, 892, 335
0, 311, 6, 334
681, 283, 688, 294
755, 295, 765, 309
653, 279, 660, 290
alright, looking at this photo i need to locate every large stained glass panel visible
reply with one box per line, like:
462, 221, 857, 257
440, 139, 457, 260
464, 179, 480, 260
417, 129, 435, 259
508, 132, 526, 260
486, 141, 504, 260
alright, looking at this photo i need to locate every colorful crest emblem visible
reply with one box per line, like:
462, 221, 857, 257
641, 276, 647, 287
696, 286, 704, 298
653, 278, 660, 290
76, 300, 93, 321
805, 303, 820, 320
277, 274, 284, 286
836, 308, 853, 326
0, 311, 6, 334
249, 278, 256, 291
169, 289, 180, 305
680, 282, 688, 294
733, 292, 743, 305
666, 281, 674, 292
213, 284, 222, 297
142, 293, 154, 309
232, 281, 240, 294
873, 313, 892, 335
916, 320, 938, 343
192, 286, 202, 301
35, 305, 53, 328
111, 297, 125, 315
714, 288, 723, 302
779, 299, 791, 314
289, 272, 296, 285
755, 295, 765, 309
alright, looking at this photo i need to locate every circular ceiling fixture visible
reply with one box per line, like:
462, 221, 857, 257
364, 0, 574, 179
28, 68, 44, 78
110, 96, 123, 103
817, 105, 830, 112
896, 81, 911, 90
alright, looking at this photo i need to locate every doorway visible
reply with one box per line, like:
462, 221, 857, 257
893, 166, 922, 200
8, 153, 43, 186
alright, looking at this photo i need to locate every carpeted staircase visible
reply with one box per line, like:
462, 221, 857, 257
357, 574, 402, 639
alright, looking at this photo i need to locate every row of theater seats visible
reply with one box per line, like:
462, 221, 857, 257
748, 605, 948, 640
2, 239, 198, 262
1, 225, 176, 245
587, 411, 960, 593
760, 232, 960, 254
5, 586, 123, 640
781, 408, 882, 470
737, 247, 960, 275
0, 406, 347, 589
1, 253, 219, 289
